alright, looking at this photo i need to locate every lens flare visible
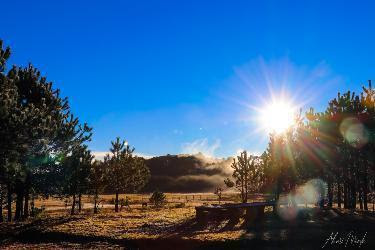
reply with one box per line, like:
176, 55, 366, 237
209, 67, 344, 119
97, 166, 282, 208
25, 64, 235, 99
339, 117, 369, 148
277, 179, 327, 221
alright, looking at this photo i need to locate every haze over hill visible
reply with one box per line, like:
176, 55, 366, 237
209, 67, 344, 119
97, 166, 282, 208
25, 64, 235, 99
142, 153, 234, 193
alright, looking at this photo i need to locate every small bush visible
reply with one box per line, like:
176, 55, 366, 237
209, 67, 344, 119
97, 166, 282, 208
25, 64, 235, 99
149, 190, 166, 208
121, 196, 130, 206
33, 206, 46, 218
175, 202, 185, 208
120, 196, 131, 211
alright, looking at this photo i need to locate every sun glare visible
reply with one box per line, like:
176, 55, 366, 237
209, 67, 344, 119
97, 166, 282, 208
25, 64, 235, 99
259, 100, 296, 134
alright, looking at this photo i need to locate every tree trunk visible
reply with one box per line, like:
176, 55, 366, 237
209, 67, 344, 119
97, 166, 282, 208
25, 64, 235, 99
359, 190, 363, 210
328, 180, 333, 207
337, 183, 342, 208
71, 194, 76, 215
244, 175, 248, 203
291, 186, 297, 208
351, 184, 356, 209
78, 193, 82, 213
30, 195, 35, 217
15, 187, 24, 221
343, 163, 349, 209
7, 183, 12, 222
240, 178, 244, 203
0, 188, 3, 223
344, 182, 349, 209
94, 189, 98, 214
115, 192, 119, 212
363, 177, 368, 211
275, 184, 280, 201
23, 188, 29, 218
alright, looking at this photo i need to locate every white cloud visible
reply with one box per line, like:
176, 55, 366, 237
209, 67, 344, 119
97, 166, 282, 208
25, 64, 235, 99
92, 151, 154, 161
235, 148, 261, 156
92, 151, 108, 161
181, 138, 220, 157
134, 152, 154, 159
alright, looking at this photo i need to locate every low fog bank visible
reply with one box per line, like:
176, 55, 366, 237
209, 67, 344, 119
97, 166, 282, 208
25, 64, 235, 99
143, 153, 233, 193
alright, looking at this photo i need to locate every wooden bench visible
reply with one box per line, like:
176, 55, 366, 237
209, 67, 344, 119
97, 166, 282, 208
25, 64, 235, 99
195, 201, 276, 225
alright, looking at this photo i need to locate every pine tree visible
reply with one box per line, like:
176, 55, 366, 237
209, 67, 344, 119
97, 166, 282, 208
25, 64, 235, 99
105, 137, 150, 212
0, 39, 92, 220
89, 160, 106, 214
63, 145, 93, 215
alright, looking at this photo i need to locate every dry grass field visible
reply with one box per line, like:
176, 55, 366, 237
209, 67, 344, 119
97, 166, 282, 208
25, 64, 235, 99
1, 193, 375, 249
32, 193, 243, 211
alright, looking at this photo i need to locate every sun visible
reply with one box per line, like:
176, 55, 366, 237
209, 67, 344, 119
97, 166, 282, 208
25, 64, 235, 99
259, 100, 296, 134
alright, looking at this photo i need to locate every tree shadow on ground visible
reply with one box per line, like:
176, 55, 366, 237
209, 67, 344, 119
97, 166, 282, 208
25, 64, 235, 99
2, 208, 375, 250
0, 215, 84, 242
239, 207, 375, 250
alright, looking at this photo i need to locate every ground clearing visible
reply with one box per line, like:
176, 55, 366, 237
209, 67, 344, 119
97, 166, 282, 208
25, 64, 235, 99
1, 195, 374, 249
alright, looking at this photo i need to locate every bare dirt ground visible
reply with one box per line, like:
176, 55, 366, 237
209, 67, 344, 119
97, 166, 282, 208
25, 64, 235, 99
1, 195, 375, 249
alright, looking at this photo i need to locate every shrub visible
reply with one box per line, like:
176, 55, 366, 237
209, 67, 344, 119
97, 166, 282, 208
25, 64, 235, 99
33, 206, 46, 218
149, 190, 166, 208
120, 196, 131, 211
175, 202, 185, 208
123, 196, 130, 206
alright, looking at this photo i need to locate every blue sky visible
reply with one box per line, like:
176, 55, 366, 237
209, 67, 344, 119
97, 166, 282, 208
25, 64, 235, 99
1, 1, 375, 158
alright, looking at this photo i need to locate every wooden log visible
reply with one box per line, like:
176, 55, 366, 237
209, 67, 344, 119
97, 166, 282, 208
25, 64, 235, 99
228, 207, 243, 223
257, 206, 265, 219
210, 208, 228, 220
244, 205, 265, 225
273, 204, 277, 214
195, 202, 274, 225
195, 207, 209, 225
